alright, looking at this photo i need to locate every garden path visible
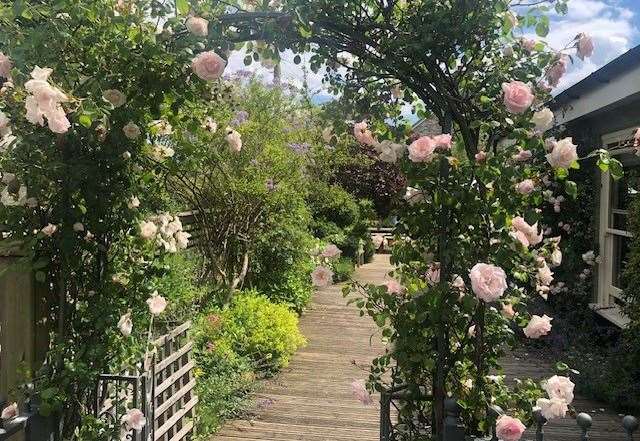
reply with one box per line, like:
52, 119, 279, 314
211, 255, 626, 441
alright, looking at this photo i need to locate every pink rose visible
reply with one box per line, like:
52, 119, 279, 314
353, 121, 377, 146
523, 314, 552, 338
521, 38, 536, 52
311, 265, 333, 287
536, 397, 568, 420
543, 375, 575, 404
496, 415, 526, 441
502, 303, 515, 319
146, 291, 167, 315
433, 133, 452, 150
537, 262, 554, 286
320, 243, 342, 259
186, 16, 209, 37
122, 408, 146, 431
123, 121, 141, 139
102, 89, 126, 107
408, 136, 437, 162
0, 52, 12, 79
118, 312, 133, 337
546, 137, 577, 169
41, 223, 58, 237
351, 379, 374, 406
475, 151, 487, 163
225, 127, 242, 152
1, 402, 18, 420
426, 262, 441, 285
511, 216, 542, 247
512, 149, 532, 162
546, 57, 568, 88
516, 179, 535, 195
502, 81, 534, 114
384, 279, 404, 295
576, 33, 594, 60
469, 263, 508, 302
192, 51, 226, 81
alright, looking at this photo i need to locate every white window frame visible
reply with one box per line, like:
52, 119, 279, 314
594, 128, 637, 327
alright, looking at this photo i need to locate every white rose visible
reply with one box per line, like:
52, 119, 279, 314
186, 16, 209, 37
122, 122, 141, 139
102, 89, 127, 107
546, 137, 577, 169
532, 108, 554, 132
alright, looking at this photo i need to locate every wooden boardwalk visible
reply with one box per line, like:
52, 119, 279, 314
211, 255, 627, 441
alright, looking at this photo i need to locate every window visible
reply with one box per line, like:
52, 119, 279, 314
595, 128, 639, 327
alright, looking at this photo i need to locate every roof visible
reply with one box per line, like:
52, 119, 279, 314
551, 44, 640, 110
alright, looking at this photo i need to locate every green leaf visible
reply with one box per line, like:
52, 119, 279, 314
176, 0, 189, 16
535, 16, 549, 37
564, 180, 577, 199
35, 271, 46, 282
243, 55, 252, 66
293, 54, 302, 65
555, 361, 569, 372
609, 159, 624, 180
78, 114, 92, 128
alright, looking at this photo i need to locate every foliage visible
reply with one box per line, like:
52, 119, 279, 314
331, 256, 355, 283
253, 259, 315, 313
307, 182, 374, 263
201, 291, 307, 374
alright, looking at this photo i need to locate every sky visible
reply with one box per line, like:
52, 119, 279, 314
226, 0, 640, 110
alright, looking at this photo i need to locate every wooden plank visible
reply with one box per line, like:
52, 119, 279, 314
155, 378, 196, 417
168, 420, 194, 441
155, 341, 193, 372
155, 361, 194, 397
153, 321, 191, 347
154, 396, 198, 440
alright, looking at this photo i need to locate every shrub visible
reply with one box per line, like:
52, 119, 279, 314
207, 292, 306, 373
255, 259, 315, 313
332, 257, 355, 283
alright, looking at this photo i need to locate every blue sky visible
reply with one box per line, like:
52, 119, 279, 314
227, 0, 640, 105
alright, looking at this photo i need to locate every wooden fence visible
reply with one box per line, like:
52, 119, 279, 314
96, 321, 197, 441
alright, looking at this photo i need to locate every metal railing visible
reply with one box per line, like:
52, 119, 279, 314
380, 393, 640, 441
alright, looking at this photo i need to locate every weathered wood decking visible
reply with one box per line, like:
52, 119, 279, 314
211, 255, 627, 441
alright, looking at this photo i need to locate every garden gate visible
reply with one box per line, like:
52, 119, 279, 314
96, 321, 197, 441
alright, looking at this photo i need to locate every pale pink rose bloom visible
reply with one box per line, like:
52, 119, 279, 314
1, 402, 18, 420
321, 243, 342, 258
452, 275, 465, 290
543, 375, 575, 404
147, 291, 167, 315
521, 38, 536, 52
501, 81, 534, 114
433, 134, 452, 150
128, 196, 140, 209
408, 136, 437, 162
475, 151, 487, 163
426, 263, 441, 285
192, 51, 226, 81
102, 89, 126, 107
467, 324, 476, 337
175, 231, 191, 250
546, 137, 577, 169
532, 108, 554, 132
536, 397, 568, 420
0, 52, 12, 79
384, 279, 404, 295
512, 216, 543, 246
546, 57, 568, 88
225, 128, 242, 152
73, 222, 85, 232
186, 16, 209, 37
41, 223, 58, 237
122, 408, 146, 431
516, 179, 535, 195
496, 415, 526, 441
576, 33, 594, 60
24, 67, 71, 133
469, 263, 508, 302
537, 262, 554, 286
139, 221, 158, 240
123, 121, 141, 139
118, 312, 133, 337
523, 314, 553, 338
311, 266, 333, 287
511, 229, 530, 248
551, 248, 562, 267
512, 149, 532, 162
351, 379, 374, 406
353, 121, 377, 146
502, 303, 516, 319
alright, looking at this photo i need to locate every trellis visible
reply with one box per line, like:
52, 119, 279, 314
96, 321, 197, 441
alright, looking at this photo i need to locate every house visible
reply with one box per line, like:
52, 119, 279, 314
550, 44, 640, 327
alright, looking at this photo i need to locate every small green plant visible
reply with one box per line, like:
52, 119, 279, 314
332, 256, 355, 283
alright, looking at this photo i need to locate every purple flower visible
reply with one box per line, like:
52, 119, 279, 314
230, 110, 249, 127
288, 142, 310, 154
